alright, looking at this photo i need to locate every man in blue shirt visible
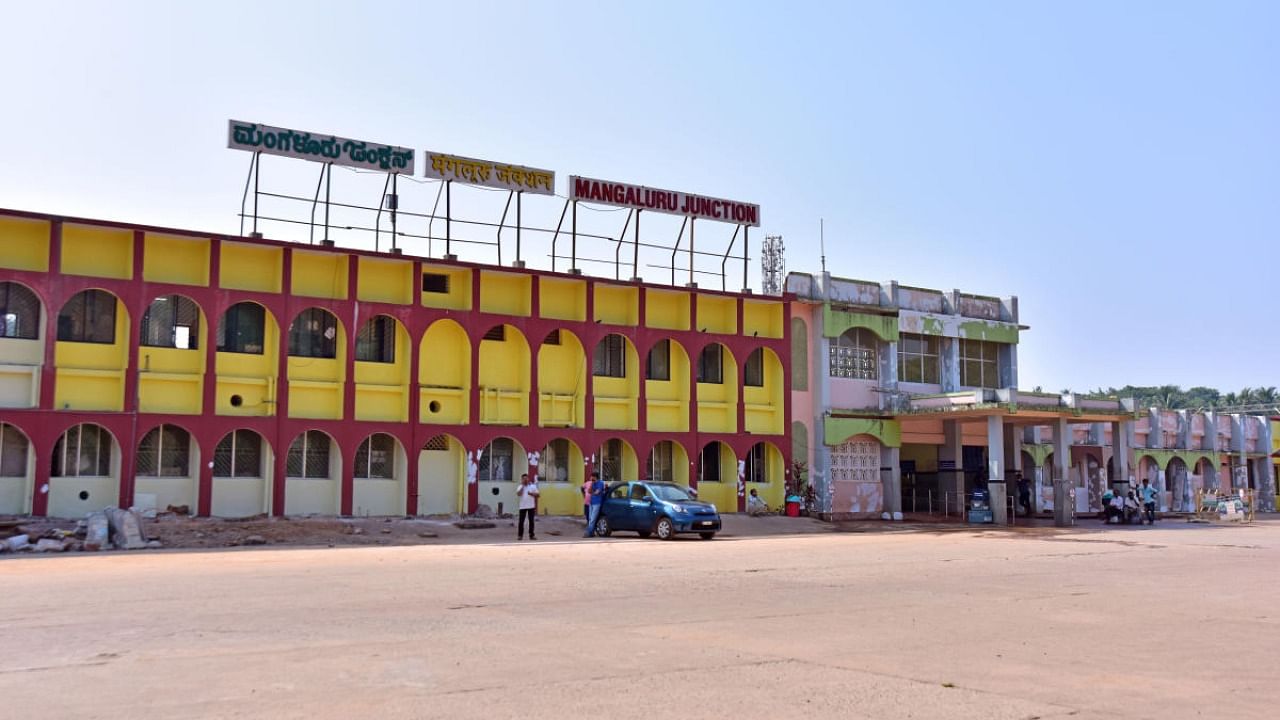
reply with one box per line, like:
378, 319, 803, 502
584, 471, 606, 538
1140, 478, 1159, 525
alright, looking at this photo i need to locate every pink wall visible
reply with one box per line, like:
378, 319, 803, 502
829, 378, 878, 410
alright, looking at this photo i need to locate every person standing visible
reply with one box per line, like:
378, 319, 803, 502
581, 472, 594, 524
516, 473, 539, 541
584, 471, 605, 537
1140, 477, 1158, 525
1016, 472, 1032, 517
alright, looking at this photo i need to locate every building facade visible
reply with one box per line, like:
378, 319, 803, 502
789, 271, 1277, 522
0, 209, 790, 519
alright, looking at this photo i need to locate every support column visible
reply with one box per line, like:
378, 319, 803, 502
1111, 419, 1131, 489
1052, 418, 1071, 526
880, 445, 901, 520
987, 416, 1007, 524
1003, 422, 1022, 516
940, 419, 963, 513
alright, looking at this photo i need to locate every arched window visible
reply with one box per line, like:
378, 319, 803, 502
476, 438, 514, 482
57, 290, 116, 344
0, 423, 29, 477
0, 282, 40, 340
745, 443, 766, 484
288, 308, 338, 359
646, 339, 671, 380
598, 439, 625, 483
647, 441, 675, 483
697, 344, 723, 384
593, 334, 626, 378
699, 443, 724, 483
286, 431, 331, 479
355, 433, 396, 479
141, 295, 200, 350
213, 430, 263, 478
52, 423, 111, 477
355, 316, 396, 363
136, 425, 191, 477
830, 328, 878, 380
217, 302, 266, 354
541, 438, 571, 483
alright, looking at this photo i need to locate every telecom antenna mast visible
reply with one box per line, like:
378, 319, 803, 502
761, 234, 785, 295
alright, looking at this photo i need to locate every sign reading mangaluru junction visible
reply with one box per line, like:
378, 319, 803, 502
228, 120, 415, 174
569, 176, 760, 227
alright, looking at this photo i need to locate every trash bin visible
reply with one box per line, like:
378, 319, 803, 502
785, 495, 802, 517
967, 488, 993, 524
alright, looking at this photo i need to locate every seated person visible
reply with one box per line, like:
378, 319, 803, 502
746, 488, 769, 516
1101, 489, 1121, 523
1123, 491, 1141, 524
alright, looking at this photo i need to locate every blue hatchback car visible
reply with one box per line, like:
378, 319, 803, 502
594, 481, 721, 540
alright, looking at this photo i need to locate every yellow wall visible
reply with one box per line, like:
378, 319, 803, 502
138, 338, 206, 416
215, 304, 280, 416
743, 300, 784, 339
592, 336, 639, 430
696, 442, 738, 512
539, 278, 586, 322
421, 265, 472, 310
419, 320, 470, 424
696, 345, 737, 433
291, 251, 348, 300
417, 435, 466, 514
480, 271, 531, 316
746, 442, 786, 509
62, 225, 132, 280
594, 284, 639, 326
54, 295, 129, 412
0, 217, 50, 271
354, 318, 410, 422
696, 295, 736, 334
478, 325, 529, 425
646, 290, 690, 331
357, 257, 414, 305
221, 242, 283, 293
537, 331, 586, 428
645, 340, 690, 432
143, 234, 210, 286
535, 439, 586, 515
0, 291, 44, 408
744, 348, 784, 434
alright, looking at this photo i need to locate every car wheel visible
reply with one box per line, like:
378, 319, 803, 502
637, 530, 651, 538
655, 517, 675, 540
595, 516, 612, 537
699, 532, 715, 540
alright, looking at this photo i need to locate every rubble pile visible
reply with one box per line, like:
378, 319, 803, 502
0, 508, 163, 555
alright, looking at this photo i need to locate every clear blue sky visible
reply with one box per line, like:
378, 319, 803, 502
1, 1, 1275, 393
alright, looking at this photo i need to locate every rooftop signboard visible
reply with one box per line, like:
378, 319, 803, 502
228, 120, 415, 174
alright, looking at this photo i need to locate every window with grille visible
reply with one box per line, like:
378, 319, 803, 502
52, 424, 111, 477
745, 443, 766, 484
646, 339, 671, 381
0, 282, 40, 340
541, 438, 570, 482
355, 433, 396, 479
476, 438, 514, 482
288, 308, 338, 359
136, 425, 191, 477
697, 344, 723, 384
598, 439, 624, 482
286, 430, 331, 479
744, 348, 765, 387
422, 273, 450, 293
830, 439, 880, 483
217, 302, 266, 354
830, 328, 878, 380
57, 290, 116, 344
0, 423, 29, 477
959, 339, 1001, 389
482, 325, 506, 342
647, 441, 674, 482
213, 430, 263, 478
896, 333, 940, 384
422, 434, 449, 452
140, 295, 200, 350
355, 316, 396, 363
699, 443, 723, 483
593, 334, 627, 377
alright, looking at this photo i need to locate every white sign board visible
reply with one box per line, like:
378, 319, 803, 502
227, 120, 415, 174
569, 175, 760, 226
422, 151, 555, 195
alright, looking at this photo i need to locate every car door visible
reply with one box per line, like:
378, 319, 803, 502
628, 483, 658, 531
603, 483, 633, 530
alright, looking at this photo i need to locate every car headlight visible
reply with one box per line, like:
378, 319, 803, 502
667, 503, 693, 516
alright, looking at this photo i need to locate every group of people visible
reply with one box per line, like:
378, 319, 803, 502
1102, 478, 1161, 525
514, 470, 609, 541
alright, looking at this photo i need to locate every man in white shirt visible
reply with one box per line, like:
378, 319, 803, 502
746, 488, 768, 516
516, 473, 539, 541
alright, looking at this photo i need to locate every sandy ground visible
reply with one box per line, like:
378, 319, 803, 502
1, 516, 1276, 719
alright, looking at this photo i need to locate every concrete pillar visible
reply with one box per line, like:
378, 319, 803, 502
1111, 420, 1131, 490
1052, 417, 1072, 526
940, 419, 964, 512
987, 416, 1007, 524
940, 338, 961, 392
881, 445, 902, 519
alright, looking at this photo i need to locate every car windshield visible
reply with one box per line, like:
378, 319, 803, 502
649, 484, 694, 502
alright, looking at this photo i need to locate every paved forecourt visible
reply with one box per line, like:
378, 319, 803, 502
1, 519, 1276, 719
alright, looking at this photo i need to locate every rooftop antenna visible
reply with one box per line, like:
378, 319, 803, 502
820, 218, 827, 274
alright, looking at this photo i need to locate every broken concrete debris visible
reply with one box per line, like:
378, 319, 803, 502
106, 508, 148, 550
